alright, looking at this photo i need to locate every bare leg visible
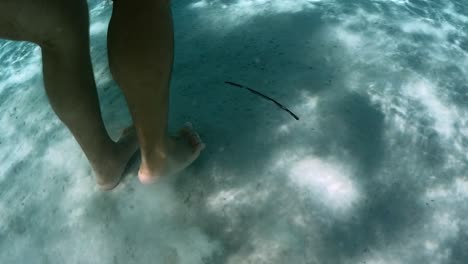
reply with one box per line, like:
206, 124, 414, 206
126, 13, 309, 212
107, 0, 205, 184
0, 0, 138, 190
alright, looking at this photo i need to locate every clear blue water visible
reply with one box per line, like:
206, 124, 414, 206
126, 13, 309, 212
0, 0, 467, 263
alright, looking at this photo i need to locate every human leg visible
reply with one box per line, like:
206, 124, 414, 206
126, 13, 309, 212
107, 0, 204, 184
0, 0, 138, 190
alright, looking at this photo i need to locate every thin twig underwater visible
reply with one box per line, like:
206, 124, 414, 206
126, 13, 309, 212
225, 81, 300, 120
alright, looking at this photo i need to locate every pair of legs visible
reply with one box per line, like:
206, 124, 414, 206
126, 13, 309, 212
0, 0, 204, 190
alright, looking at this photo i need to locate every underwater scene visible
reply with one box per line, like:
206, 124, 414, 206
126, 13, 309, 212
0, 0, 467, 263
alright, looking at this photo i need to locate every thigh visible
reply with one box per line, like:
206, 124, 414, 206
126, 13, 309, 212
0, 0, 89, 46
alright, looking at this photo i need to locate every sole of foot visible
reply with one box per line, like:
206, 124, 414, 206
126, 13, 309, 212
138, 122, 205, 184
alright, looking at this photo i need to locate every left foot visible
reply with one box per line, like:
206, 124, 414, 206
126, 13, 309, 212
96, 127, 139, 191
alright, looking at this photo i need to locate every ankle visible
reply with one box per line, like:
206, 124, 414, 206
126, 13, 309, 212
140, 149, 167, 172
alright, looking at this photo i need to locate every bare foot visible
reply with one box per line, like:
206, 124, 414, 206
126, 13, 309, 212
96, 127, 139, 191
138, 122, 205, 184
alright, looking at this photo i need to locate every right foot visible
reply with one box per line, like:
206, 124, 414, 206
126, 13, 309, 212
138, 123, 205, 184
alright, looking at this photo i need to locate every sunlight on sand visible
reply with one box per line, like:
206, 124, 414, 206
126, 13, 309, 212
188, 0, 320, 29
288, 156, 361, 213
403, 80, 456, 138
0, 46, 41, 91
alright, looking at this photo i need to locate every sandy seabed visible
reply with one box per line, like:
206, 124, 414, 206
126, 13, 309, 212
0, 0, 467, 263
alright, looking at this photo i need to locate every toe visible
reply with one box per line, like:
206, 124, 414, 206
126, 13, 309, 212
179, 123, 204, 150
189, 130, 202, 146
188, 130, 204, 151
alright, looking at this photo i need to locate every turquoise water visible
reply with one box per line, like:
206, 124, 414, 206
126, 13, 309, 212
0, 0, 467, 263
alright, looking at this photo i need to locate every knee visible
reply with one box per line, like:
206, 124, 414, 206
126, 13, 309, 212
0, 0, 90, 48
37, 1, 90, 51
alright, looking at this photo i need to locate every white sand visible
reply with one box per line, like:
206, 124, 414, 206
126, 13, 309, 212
0, 0, 467, 263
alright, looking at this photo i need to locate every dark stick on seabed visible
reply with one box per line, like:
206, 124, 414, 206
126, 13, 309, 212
225, 81, 300, 120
